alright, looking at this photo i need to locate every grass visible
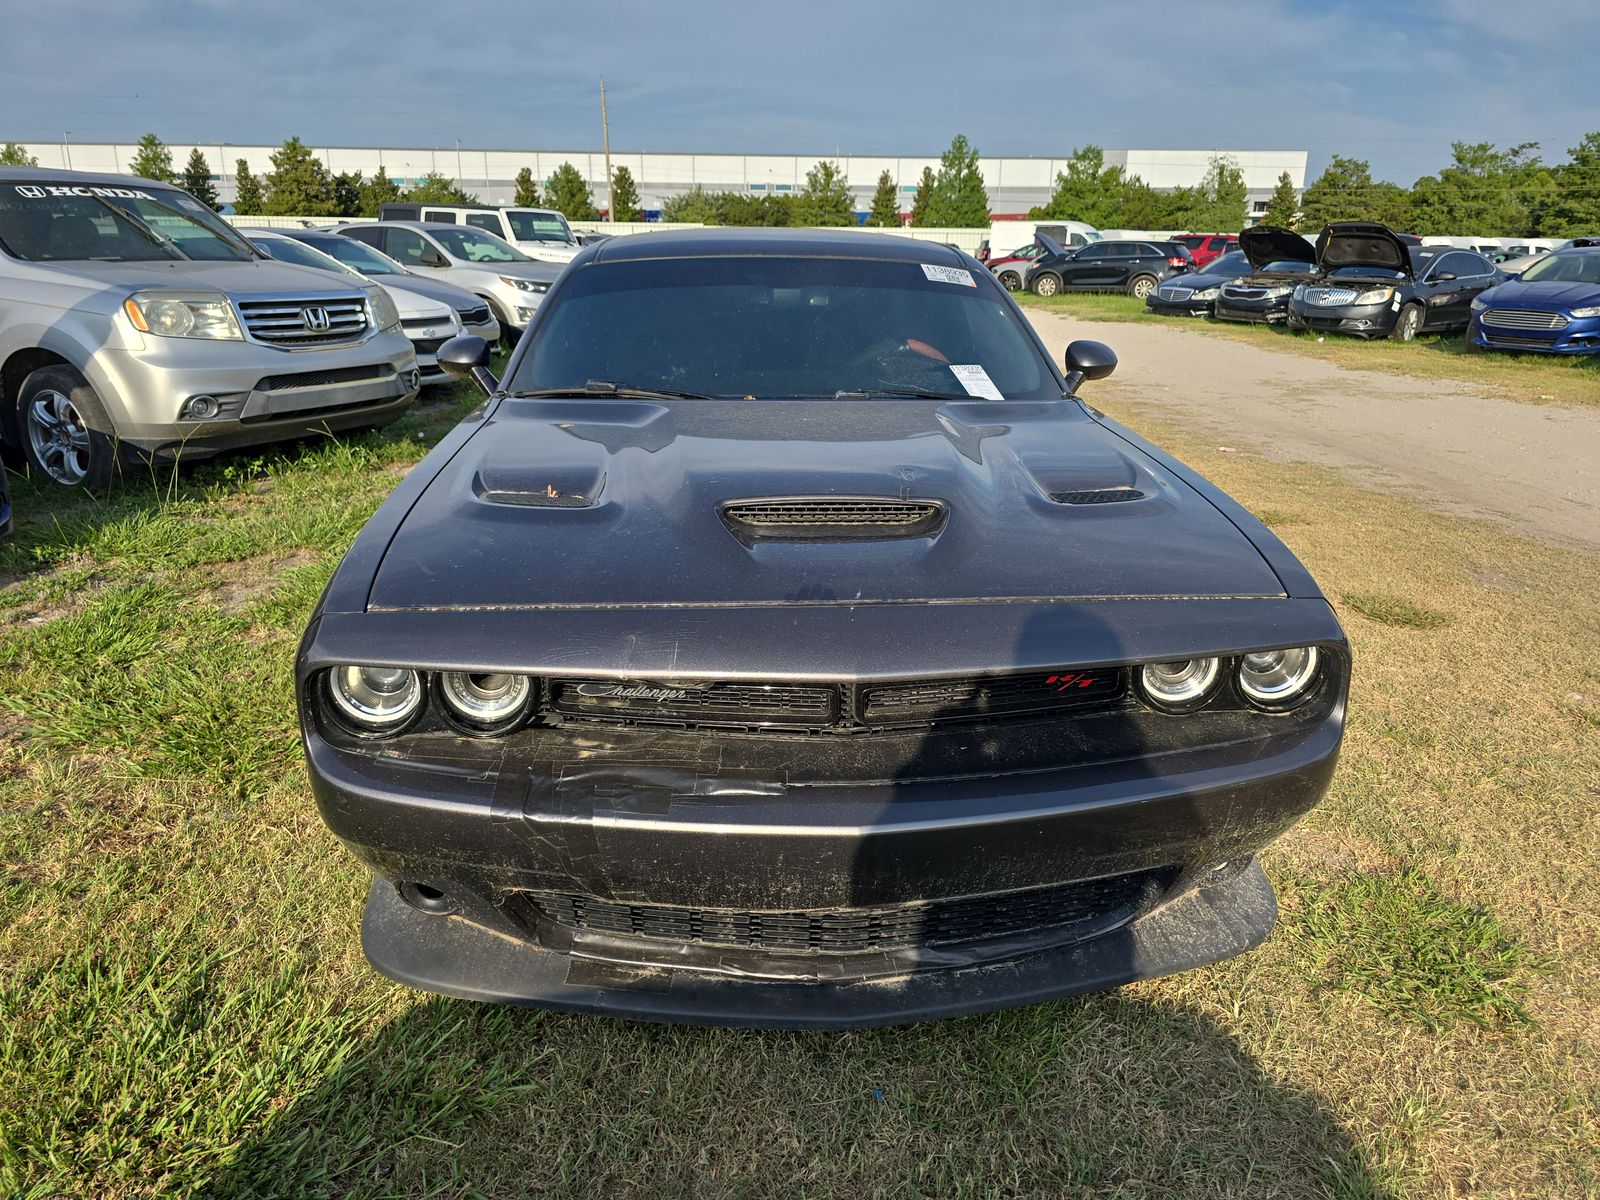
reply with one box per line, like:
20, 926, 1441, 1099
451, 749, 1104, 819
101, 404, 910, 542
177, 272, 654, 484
2, 366, 1599, 1196
1017, 290, 1600, 409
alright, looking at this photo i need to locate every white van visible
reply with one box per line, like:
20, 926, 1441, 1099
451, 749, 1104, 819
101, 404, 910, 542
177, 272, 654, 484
988, 219, 1103, 258
377, 203, 581, 263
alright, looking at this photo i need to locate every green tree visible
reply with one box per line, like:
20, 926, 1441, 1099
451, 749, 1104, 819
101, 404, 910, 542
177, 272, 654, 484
232, 159, 263, 215
0, 142, 37, 166
610, 165, 642, 221
1408, 142, 1532, 236
661, 185, 722, 224
865, 170, 900, 227
359, 166, 402, 217
909, 166, 937, 226
545, 162, 599, 220
1299, 155, 1377, 229
1029, 145, 1124, 227
1191, 154, 1247, 232
793, 159, 855, 226
405, 172, 477, 205
180, 149, 219, 210
924, 134, 989, 227
1544, 132, 1600, 235
1115, 176, 1184, 230
1260, 170, 1300, 228
513, 166, 540, 207
129, 132, 175, 184
1367, 181, 1415, 231
331, 170, 364, 217
262, 137, 335, 216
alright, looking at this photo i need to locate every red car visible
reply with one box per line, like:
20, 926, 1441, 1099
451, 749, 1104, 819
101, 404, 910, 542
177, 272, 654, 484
1173, 234, 1238, 268
989, 241, 1053, 291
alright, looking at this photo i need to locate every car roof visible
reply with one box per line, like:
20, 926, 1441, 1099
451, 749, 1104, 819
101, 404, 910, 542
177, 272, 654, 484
585, 226, 968, 266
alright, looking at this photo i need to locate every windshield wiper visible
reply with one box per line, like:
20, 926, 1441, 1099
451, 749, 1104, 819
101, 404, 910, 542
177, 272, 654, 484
834, 387, 978, 402
510, 380, 721, 401
86, 195, 188, 260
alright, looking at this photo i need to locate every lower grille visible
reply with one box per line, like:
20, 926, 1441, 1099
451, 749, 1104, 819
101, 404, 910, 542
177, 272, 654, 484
255, 364, 391, 392
510, 868, 1177, 955
1481, 308, 1569, 331
409, 335, 451, 355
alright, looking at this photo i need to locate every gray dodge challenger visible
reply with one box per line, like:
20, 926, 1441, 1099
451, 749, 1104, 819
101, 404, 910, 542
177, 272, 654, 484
298, 228, 1347, 1028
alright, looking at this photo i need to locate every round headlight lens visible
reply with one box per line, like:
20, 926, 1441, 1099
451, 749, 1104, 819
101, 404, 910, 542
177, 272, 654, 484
144, 298, 197, 336
1139, 657, 1221, 711
1238, 647, 1320, 707
440, 671, 533, 730
328, 665, 423, 732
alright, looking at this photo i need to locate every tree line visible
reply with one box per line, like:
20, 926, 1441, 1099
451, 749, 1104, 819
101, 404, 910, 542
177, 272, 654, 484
1028, 146, 1252, 233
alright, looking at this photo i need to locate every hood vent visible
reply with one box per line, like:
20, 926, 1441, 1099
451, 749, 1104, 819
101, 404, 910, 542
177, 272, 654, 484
721, 497, 946, 543
1049, 487, 1146, 505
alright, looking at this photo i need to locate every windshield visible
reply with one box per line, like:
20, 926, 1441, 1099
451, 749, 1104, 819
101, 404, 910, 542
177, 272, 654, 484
1520, 251, 1600, 285
506, 210, 575, 244
1201, 252, 1247, 275
1329, 264, 1406, 279
301, 234, 406, 276
431, 226, 530, 263
249, 235, 361, 277
1261, 260, 1314, 273
0, 182, 253, 262
511, 256, 1057, 400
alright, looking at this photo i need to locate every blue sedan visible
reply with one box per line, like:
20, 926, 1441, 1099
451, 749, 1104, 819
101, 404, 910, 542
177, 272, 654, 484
1468, 245, 1600, 355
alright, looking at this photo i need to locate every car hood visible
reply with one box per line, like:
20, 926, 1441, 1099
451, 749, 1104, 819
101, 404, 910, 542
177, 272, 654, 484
368, 397, 1284, 610
1316, 222, 1412, 278
37, 256, 365, 296
382, 272, 486, 310
1238, 225, 1315, 271
381, 283, 453, 322
1479, 278, 1600, 309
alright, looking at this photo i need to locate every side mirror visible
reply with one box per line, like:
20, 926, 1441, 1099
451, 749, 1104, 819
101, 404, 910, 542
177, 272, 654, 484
1063, 340, 1117, 394
421, 249, 449, 268
437, 334, 498, 397
1434, 271, 1457, 282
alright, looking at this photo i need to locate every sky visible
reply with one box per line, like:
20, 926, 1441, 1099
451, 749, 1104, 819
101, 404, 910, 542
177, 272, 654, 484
4, 0, 1597, 184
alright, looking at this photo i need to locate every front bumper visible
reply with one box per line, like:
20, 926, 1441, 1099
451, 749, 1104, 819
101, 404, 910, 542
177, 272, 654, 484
1213, 296, 1291, 324
89, 328, 421, 456
1145, 293, 1214, 317
1468, 312, 1600, 355
1287, 300, 1397, 338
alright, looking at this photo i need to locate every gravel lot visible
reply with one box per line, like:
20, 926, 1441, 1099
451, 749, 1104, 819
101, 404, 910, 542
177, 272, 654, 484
1025, 309, 1600, 552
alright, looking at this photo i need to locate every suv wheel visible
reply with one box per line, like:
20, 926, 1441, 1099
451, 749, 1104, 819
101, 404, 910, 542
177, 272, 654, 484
998, 270, 1021, 291
1392, 303, 1423, 342
1127, 274, 1158, 300
17, 366, 121, 491
1032, 273, 1061, 297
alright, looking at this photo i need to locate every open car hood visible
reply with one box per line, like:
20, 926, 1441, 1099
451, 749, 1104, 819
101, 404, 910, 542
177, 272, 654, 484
1238, 225, 1315, 271
1315, 222, 1413, 279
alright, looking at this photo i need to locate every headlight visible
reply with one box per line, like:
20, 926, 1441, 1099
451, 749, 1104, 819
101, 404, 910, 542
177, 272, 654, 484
1570, 305, 1600, 318
327, 666, 423, 734
1292, 284, 1306, 301
1237, 647, 1320, 709
366, 286, 401, 332
439, 671, 534, 732
1260, 286, 1292, 299
1190, 287, 1219, 300
1138, 658, 1221, 712
500, 275, 551, 294
1471, 295, 1489, 310
123, 292, 242, 340
1355, 287, 1395, 305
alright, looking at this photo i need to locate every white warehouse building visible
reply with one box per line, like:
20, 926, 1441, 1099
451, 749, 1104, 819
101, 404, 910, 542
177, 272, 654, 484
13, 142, 1307, 220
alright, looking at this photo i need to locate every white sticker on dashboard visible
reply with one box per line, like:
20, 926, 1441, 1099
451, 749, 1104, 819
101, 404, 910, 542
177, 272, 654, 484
949, 364, 1004, 401
921, 263, 976, 287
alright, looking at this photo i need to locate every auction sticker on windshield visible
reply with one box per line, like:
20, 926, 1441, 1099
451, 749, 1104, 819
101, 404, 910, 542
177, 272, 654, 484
921, 264, 975, 287
949, 363, 1003, 400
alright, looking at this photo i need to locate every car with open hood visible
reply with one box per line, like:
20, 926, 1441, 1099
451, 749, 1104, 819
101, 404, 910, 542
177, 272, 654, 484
0, 168, 419, 491
1145, 250, 1253, 317
297, 228, 1348, 1029
1466, 243, 1600, 355
1288, 223, 1501, 340
1212, 226, 1317, 325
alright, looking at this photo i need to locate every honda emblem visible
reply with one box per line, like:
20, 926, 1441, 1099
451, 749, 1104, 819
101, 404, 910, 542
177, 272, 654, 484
301, 306, 331, 332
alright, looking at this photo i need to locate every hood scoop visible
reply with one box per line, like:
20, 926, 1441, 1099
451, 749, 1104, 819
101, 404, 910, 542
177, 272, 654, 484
721, 496, 947, 545
1049, 487, 1146, 505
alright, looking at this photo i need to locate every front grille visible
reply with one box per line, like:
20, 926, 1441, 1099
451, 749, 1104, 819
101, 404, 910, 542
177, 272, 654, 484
238, 295, 369, 346
1156, 286, 1192, 302
1303, 287, 1359, 306
255, 364, 391, 392
547, 668, 1125, 733
721, 497, 946, 543
409, 335, 451, 356
458, 304, 492, 325
510, 868, 1176, 955
1481, 308, 1569, 331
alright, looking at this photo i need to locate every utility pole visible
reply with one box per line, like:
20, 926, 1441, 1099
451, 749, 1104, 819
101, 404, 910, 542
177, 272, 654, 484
63, 131, 72, 170
600, 78, 613, 220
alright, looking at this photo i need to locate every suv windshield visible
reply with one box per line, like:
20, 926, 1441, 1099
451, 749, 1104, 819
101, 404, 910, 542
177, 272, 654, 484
0, 182, 253, 262
511, 256, 1056, 400
506, 210, 575, 244
300, 233, 407, 276
430, 227, 530, 263
1520, 251, 1600, 285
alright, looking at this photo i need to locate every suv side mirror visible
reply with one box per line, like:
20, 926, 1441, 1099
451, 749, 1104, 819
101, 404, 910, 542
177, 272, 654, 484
421, 248, 449, 268
437, 334, 498, 397
1063, 339, 1117, 394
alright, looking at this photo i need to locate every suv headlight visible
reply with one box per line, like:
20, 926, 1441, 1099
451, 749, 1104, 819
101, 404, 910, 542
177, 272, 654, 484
500, 275, 551, 294
1569, 305, 1600, 318
366, 286, 401, 332
1355, 287, 1395, 305
123, 291, 242, 340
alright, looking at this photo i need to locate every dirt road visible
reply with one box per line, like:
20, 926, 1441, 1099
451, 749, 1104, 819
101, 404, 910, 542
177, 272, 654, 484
1024, 309, 1600, 552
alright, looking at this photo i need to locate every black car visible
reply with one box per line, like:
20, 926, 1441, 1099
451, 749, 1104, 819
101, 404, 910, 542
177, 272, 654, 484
297, 228, 1348, 1029
1288, 223, 1502, 340
1145, 250, 1253, 317
1027, 239, 1193, 299
1213, 226, 1318, 325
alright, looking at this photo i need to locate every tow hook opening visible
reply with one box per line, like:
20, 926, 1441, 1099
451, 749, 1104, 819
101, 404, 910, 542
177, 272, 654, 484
398, 880, 456, 914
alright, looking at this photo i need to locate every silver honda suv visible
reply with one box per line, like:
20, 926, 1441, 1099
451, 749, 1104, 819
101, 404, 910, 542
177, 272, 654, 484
0, 168, 420, 490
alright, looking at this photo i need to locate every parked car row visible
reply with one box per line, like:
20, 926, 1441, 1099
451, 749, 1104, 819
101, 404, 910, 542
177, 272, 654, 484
1023, 236, 1197, 300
